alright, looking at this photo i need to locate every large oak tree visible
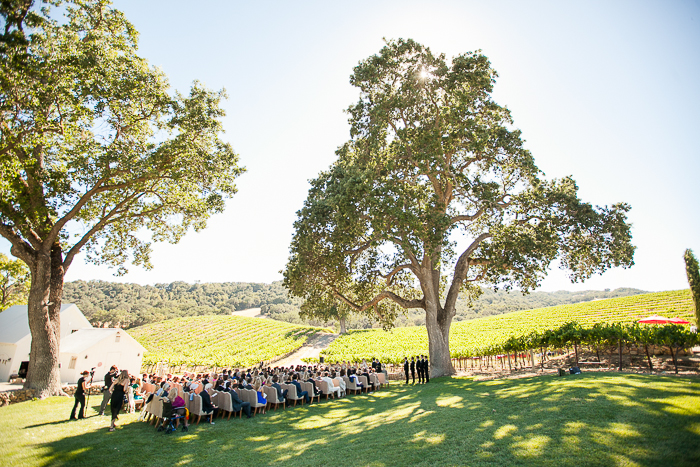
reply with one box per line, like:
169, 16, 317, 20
0, 0, 244, 396
283, 39, 635, 377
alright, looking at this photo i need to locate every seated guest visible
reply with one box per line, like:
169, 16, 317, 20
200, 383, 218, 424
290, 374, 310, 404
305, 374, 321, 396
271, 375, 287, 402
171, 394, 190, 430
321, 372, 342, 397
359, 369, 375, 391
243, 376, 254, 390
253, 378, 268, 407
331, 371, 347, 395
216, 380, 252, 418
348, 370, 364, 391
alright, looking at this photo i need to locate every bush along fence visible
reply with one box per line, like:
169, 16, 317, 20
449, 322, 699, 374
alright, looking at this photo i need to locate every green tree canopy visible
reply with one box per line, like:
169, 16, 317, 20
0, 252, 30, 310
684, 248, 700, 325
283, 39, 635, 377
0, 0, 244, 396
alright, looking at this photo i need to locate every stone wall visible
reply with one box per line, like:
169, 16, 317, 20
0, 384, 102, 407
0, 389, 37, 407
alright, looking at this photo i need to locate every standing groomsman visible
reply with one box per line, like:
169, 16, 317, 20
403, 357, 409, 385
423, 355, 430, 383
98, 365, 117, 416
410, 357, 416, 384
416, 355, 423, 383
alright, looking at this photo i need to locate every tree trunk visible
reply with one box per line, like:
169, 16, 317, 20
339, 317, 347, 334
24, 249, 64, 398
669, 346, 678, 374
424, 301, 454, 377
618, 339, 623, 371
574, 342, 579, 366
644, 344, 653, 370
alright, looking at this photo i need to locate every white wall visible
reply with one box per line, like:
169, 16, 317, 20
59, 333, 144, 384
0, 342, 17, 382
59, 305, 93, 338
7, 334, 31, 381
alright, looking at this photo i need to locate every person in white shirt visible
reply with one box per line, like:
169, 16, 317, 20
331, 371, 346, 396
321, 372, 341, 397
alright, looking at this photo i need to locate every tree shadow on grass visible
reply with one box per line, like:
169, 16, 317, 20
27, 374, 700, 467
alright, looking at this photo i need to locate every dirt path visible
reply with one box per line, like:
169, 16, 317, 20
230, 308, 266, 318
273, 333, 339, 367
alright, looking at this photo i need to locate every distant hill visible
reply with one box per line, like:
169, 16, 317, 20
61, 280, 305, 329
62, 279, 648, 330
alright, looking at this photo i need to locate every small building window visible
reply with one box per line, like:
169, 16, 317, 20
69, 357, 77, 369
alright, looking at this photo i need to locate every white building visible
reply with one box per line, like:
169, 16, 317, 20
0, 304, 92, 382
59, 328, 146, 384
0, 304, 146, 384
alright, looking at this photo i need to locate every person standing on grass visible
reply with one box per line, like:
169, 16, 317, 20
417, 355, 424, 384
98, 366, 118, 416
410, 357, 416, 384
423, 355, 430, 383
70, 370, 90, 420
109, 370, 129, 432
403, 357, 409, 385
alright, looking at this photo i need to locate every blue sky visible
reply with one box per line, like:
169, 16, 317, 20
2, 0, 699, 292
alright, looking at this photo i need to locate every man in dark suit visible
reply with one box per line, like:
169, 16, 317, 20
423, 355, 430, 383
290, 374, 310, 404
417, 355, 424, 383
306, 374, 321, 396
410, 357, 416, 384
271, 375, 287, 401
98, 365, 117, 416
200, 384, 219, 424
215, 381, 251, 418
403, 357, 409, 385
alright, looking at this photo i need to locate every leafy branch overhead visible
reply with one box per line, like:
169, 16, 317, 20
284, 38, 635, 376
0, 0, 244, 274
0, 0, 244, 397
0, 252, 30, 311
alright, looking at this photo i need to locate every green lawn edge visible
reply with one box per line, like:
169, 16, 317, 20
1, 373, 698, 467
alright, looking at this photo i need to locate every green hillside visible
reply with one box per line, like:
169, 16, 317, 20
130, 315, 330, 368
61, 279, 647, 330
321, 290, 696, 364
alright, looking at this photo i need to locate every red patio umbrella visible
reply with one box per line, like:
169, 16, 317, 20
668, 317, 691, 324
638, 315, 672, 324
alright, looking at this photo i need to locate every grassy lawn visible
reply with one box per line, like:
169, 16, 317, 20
1, 373, 699, 467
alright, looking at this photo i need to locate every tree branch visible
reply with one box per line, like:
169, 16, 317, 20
380, 263, 415, 285
0, 223, 36, 266
333, 288, 424, 313
444, 232, 491, 313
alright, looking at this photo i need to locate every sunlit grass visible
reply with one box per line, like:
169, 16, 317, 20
0, 373, 699, 466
